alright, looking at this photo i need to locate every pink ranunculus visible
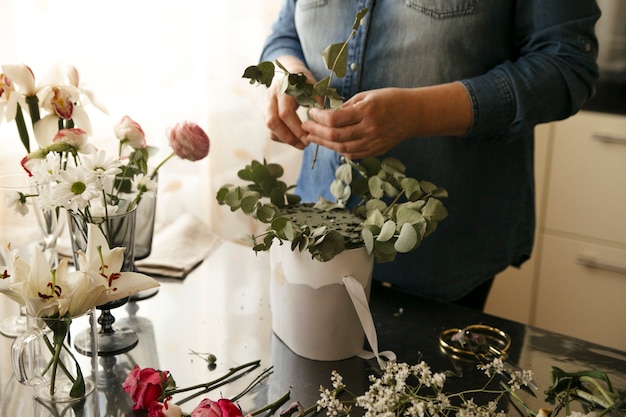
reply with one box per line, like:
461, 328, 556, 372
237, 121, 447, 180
122, 365, 171, 411
148, 397, 183, 417
52, 128, 95, 154
167, 121, 210, 161
191, 398, 243, 417
115, 115, 147, 149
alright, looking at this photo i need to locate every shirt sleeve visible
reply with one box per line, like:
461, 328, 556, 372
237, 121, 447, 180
260, 0, 305, 63
460, 0, 600, 142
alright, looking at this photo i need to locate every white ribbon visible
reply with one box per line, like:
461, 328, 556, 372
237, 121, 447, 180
342, 275, 397, 368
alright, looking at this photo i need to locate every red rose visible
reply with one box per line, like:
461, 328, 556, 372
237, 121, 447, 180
191, 398, 243, 417
122, 365, 171, 411
148, 397, 183, 417
167, 121, 210, 161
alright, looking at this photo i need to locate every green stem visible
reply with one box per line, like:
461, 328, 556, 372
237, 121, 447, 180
167, 360, 261, 403
42, 333, 76, 383
150, 152, 175, 180
25, 94, 40, 126
231, 367, 273, 402
49, 333, 64, 397
580, 375, 614, 406
249, 390, 291, 416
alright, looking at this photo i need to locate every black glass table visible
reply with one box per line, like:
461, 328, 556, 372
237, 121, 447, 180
1, 240, 624, 416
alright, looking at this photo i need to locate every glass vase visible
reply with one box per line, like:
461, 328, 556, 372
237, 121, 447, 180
67, 202, 140, 356
11, 311, 98, 403
0, 172, 63, 338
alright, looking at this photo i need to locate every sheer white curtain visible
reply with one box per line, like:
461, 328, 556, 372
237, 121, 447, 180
0, 0, 301, 239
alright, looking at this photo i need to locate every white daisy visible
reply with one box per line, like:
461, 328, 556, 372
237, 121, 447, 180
81, 150, 123, 188
5, 190, 30, 216
52, 165, 101, 211
131, 173, 158, 197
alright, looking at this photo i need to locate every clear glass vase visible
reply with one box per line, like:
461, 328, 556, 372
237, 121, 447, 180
11, 311, 98, 403
67, 202, 140, 356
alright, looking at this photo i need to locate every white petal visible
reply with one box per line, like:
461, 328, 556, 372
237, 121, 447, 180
33, 114, 60, 147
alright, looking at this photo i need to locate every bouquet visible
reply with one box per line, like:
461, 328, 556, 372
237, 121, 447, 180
1, 64, 210, 248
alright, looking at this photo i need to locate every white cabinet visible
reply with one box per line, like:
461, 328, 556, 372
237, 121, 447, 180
486, 111, 626, 351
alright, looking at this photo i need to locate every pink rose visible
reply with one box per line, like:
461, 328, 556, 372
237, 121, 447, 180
167, 121, 210, 161
191, 398, 243, 417
148, 397, 183, 417
122, 365, 171, 411
115, 115, 147, 149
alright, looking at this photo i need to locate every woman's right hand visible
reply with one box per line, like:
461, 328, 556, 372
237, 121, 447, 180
263, 56, 316, 149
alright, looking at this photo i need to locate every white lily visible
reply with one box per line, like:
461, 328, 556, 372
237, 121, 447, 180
76, 224, 159, 306
0, 243, 28, 305
8, 249, 74, 317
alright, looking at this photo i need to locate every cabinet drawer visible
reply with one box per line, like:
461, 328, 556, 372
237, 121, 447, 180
535, 234, 626, 351
544, 111, 626, 245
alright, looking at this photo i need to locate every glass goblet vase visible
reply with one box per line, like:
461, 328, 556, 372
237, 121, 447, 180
68, 201, 140, 356
0, 173, 46, 337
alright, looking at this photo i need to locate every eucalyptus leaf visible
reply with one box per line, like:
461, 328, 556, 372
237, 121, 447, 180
240, 195, 259, 214
377, 220, 397, 242
363, 209, 385, 228
322, 42, 349, 78
257, 205, 277, 223
335, 163, 353, 184
395, 223, 419, 253
365, 199, 387, 214
381, 157, 406, 176
382, 181, 399, 198
422, 198, 449, 222
368, 176, 384, 199
362, 227, 375, 254
420, 180, 437, 194
401, 177, 423, 200
242, 61, 275, 88
396, 205, 424, 227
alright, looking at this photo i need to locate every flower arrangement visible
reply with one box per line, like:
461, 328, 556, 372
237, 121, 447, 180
0, 224, 159, 399
218, 8, 447, 263
1, 64, 210, 247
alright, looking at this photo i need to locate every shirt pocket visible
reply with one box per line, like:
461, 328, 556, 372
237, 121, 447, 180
297, 0, 328, 10
406, 0, 478, 19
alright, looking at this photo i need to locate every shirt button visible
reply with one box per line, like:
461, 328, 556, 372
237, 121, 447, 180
350, 62, 357, 71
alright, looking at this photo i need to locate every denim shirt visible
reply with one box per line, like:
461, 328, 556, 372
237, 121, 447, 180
261, 0, 600, 302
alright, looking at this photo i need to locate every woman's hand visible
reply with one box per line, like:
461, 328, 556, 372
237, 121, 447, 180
302, 83, 473, 159
263, 56, 317, 150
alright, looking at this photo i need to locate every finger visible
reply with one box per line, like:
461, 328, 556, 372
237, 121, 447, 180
265, 96, 306, 149
308, 107, 361, 128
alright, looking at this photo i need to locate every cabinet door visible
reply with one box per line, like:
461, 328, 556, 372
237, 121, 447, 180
535, 234, 626, 351
545, 111, 626, 245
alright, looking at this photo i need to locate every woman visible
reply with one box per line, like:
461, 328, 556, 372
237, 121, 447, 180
259, 0, 600, 309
